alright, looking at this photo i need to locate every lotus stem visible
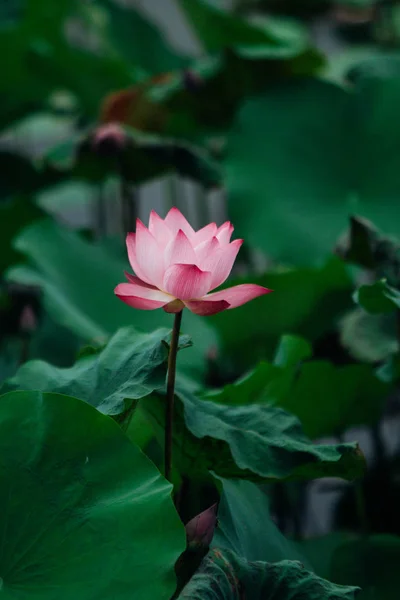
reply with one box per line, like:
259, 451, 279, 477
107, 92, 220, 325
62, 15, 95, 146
354, 481, 368, 536
120, 180, 138, 235
95, 183, 107, 239
165, 310, 183, 482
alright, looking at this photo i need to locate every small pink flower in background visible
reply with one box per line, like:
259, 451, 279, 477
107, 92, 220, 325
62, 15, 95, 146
115, 208, 271, 316
185, 504, 218, 549
92, 123, 126, 156
19, 305, 37, 334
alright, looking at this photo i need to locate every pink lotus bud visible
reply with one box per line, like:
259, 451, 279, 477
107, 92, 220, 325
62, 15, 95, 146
114, 207, 272, 316
182, 69, 204, 92
20, 305, 37, 334
185, 504, 217, 548
92, 123, 126, 157
206, 345, 219, 361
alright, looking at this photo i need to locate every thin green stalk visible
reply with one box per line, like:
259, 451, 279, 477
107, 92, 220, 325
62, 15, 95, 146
273, 483, 290, 535
95, 183, 107, 239
120, 179, 138, 235
165, 310, 183, 482
371, 423, 386, 468
396, 308, 400, 350
338, 432, 369, 536
195, 183, 209, 229
166, 173, 178, 212
167, 173, 189, 217
19, 336, 30, 366
354, 481, 368, 536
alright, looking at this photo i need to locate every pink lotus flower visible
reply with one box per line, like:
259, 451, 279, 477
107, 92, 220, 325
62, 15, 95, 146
115, 208, 271, 316
185, 504, 218, 548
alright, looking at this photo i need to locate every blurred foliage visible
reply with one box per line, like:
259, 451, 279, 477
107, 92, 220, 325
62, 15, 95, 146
204, 334, 390, 438
2, 0, 400, 598
209, 257, 353, 368
354, 279, 400, 314
212, 477, 309, 564
179, 548, 359, 600
44, 125, 222, 188
302, 532, 400, 600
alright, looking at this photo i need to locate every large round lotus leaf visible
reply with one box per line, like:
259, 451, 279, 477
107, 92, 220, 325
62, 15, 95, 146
225, 77, 400, 265
0, 390, 185, 599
